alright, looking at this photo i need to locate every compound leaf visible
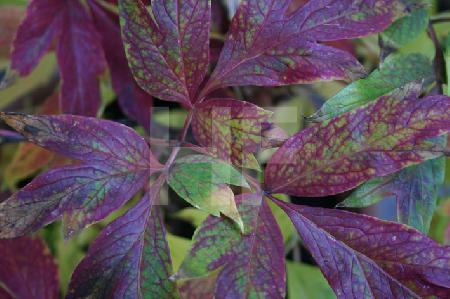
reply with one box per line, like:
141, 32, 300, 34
0, 113, 162, 239
168, 155, 248, 230
176, 193, 286, 299
119, 0, 211, 106
200, 0, 417, 96
309, 53, 434, 121
67, 178, 179, 299
276, 200, 450, 298
265, 87, 450, 197
0, 236, 59, 299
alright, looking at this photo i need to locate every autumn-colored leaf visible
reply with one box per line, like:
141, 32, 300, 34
265, 86, 450, 197
0, 113, 162, 238
192, 99, 284, 169
11, 0, 107, 116
168, 155, 248, 230
88, 0, 153, 130
175, 193, 285, 299
309, 53, 434, 121
0, 236, 59, 299
5, 92, 62, 186
119, 0, 211, 106
275, 200, 450, 298
67, 178, 178, 298
200, 0, 417, 97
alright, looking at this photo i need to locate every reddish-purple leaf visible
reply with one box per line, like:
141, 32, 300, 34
192, 99, 283, 169
88, 0, 153, 130
265, 91, 450, 197
0, 236, 59, 299
200, 0, 415, 97
56, 0, 107, 116
275, 200, 450, 298
10, 0, 64, 75
0, 113, 162, 238
119, 0, 211, 105
11, 0, 107, 116
176, 193, 285, 298
67, 178, 178, 298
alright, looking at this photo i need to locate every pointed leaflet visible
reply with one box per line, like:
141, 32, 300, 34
339, 153, 446, 233
0, 114, 163, 238
381, 7, 429, 50
168, 155, 248, 230
275, 200, 450, 298
88, 0, 152, 130
200, 0, 415, 97
0, 236, 59, 299
176, 193, 285, 298
265, 88, 450, 197
67, 178, 178, 298
11, 0, 107, 116
192, 99, 285, 169
309, 53, 434, 121
10, 0, 64, 75
119, 0, 210, 105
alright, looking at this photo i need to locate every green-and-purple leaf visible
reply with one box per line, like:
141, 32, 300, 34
175, 193, 285, 298
200, 0, 415, 97
275, 200, 450, 298
265, 90, 450, 197
339, 152, 446, 233
67, 178, 179, 298
0, 114, 162, 238
192, 99, 284, 169
0, 236, 59, 299
119, 0, 211, 106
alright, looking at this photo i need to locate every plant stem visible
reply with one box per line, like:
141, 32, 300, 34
164, 109, 194, 168
427, 23, 445, 95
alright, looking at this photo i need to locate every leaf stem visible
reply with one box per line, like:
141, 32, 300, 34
163, 109, 194, 169
427, 23, 445, 94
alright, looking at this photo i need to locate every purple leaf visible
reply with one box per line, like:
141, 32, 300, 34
56, 0, 107, 116
275, 200, 450, 298
12, 0, 107, 116
119, 0, 211, 105
10, 0, 65, 75
200, 0, 415, 97
265, 90, 450, 197
67, 178, 178, 298
176, 193, 285, 298
0, 236, 59, 299
88, 0, 153, 130
0, 113, 162, 238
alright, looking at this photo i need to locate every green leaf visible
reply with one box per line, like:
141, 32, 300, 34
287, 261, 335, 299
309, 53, 434, 121
168, 155, 248, 231
381, 8, 429, 49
